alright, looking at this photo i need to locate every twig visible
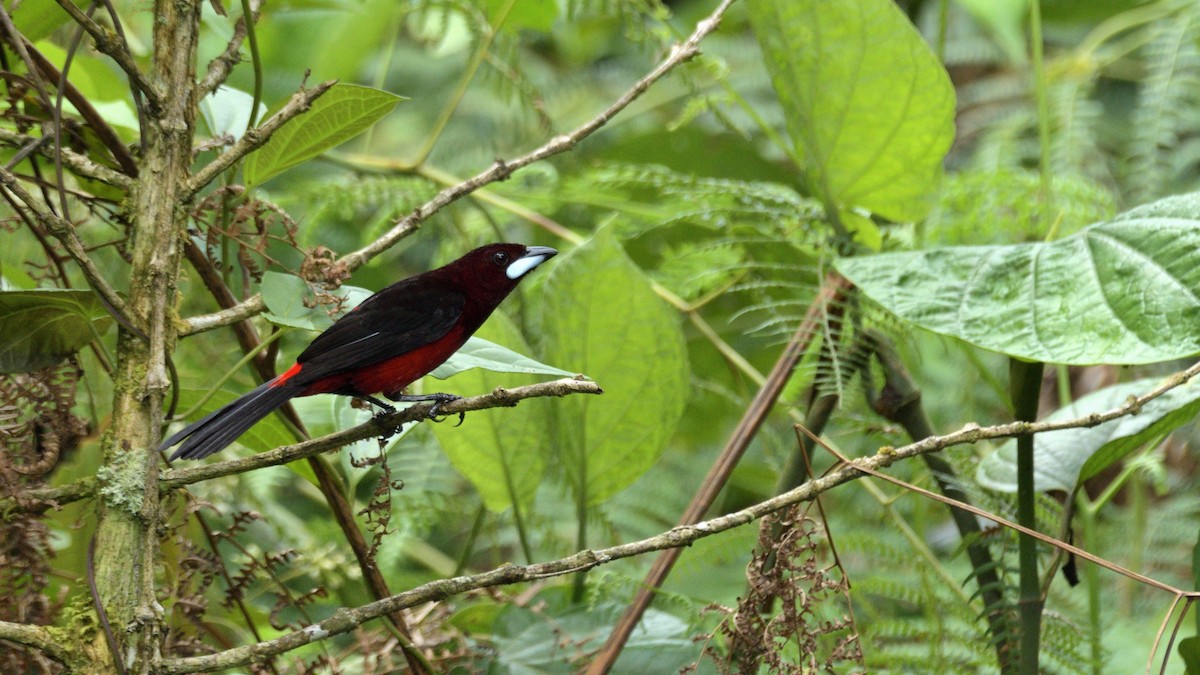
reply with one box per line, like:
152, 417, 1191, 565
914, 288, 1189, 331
161, 378, 602, 489
179, 295, 267, 336
338, 0, 735, 273
50, 0, 160, 107
197, 0, 263, 99
187, 80, 337, 195
0, 127, 133, 189
159, 361, 1200, 673
23, 39, 140, 177
179, 0, 735, 334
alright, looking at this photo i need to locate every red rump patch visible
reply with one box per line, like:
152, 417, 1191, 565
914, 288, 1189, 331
273, 362, 304, 386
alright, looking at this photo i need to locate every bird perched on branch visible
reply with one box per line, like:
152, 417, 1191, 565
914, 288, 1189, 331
160, 243, 557, 460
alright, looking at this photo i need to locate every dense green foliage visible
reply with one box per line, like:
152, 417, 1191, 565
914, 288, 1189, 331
6, 0, 1200, 672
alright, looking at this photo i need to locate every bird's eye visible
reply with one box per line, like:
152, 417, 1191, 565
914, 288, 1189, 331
492, 251, 510, 266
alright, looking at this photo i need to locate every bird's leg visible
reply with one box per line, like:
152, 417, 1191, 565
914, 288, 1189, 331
358, 394, 397, 413
386, 391, 465, 426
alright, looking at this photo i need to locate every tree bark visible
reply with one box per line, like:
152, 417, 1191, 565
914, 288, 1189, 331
91, 0, 200, 670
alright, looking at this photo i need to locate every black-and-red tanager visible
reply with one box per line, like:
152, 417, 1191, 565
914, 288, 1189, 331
160, 243, 557, 460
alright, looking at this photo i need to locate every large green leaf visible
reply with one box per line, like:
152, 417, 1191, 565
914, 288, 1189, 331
0, 290, 114, 373
836, 192, 1200, 365
747, 0, 955, 222
976, 376, 1200, 493
541, 229, 689, 505
243, 84, 404, 187
432, 314, 550, 513
429, 337, 575, 379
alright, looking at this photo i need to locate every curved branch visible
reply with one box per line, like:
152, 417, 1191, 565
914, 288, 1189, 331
178, 0, 734, 335
186, 80, 337, 195
337, 0, 736, 274
159, 358, 1200, 673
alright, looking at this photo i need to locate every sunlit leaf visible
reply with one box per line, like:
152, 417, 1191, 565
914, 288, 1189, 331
747, 0, 955, 221
431, 337, 576, 379
243, 84, 404, 187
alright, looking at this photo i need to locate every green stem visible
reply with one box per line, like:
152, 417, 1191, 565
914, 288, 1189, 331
1076, 492, 1103, 675
1010, 358, 1045, 674
239, 0, 263, 129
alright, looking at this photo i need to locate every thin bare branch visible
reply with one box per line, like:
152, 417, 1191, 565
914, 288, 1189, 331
50, 0, 160, 107
161, 378, 603, 489
0, 128, 134, 189
197, 0, 264, 98
186, 80, 337, 195
338, 0, 737, 273
178, 0, 735, 334
159, 359, 1200, 673
0, 379, 602, 514
179, 295, 266, 336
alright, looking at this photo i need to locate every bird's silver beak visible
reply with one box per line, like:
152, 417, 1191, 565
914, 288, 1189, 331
506, 246, 558, 279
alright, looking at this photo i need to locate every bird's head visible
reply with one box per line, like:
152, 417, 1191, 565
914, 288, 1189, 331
443, 243, 558, 304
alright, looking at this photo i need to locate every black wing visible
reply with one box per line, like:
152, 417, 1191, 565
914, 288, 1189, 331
291, 280, 466, 383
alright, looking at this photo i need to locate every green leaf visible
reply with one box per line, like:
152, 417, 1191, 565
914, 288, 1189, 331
430, 337, 576, 379
747, 0, 955, 221
431, 314, 549, 512
243, 84, 404, 187
0, 290, 114, 373
260, 271, 373, 331
541, 229, 689, 505
976, 376, 1200, 492
200, 85, 268, 140
836, 192, 1200, 365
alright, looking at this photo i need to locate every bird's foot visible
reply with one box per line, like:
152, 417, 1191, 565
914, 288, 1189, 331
428, 393, 465, 426
389, 392, 464, 426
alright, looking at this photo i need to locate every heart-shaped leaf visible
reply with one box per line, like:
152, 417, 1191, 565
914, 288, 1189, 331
837, 192, 1200, 365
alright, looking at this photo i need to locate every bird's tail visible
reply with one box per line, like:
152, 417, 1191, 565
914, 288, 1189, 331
159, 379, 301, 460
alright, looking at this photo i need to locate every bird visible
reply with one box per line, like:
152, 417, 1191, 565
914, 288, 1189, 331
160, 243, 557, 460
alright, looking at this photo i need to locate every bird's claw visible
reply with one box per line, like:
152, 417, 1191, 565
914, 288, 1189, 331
426, 393, 465, 426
